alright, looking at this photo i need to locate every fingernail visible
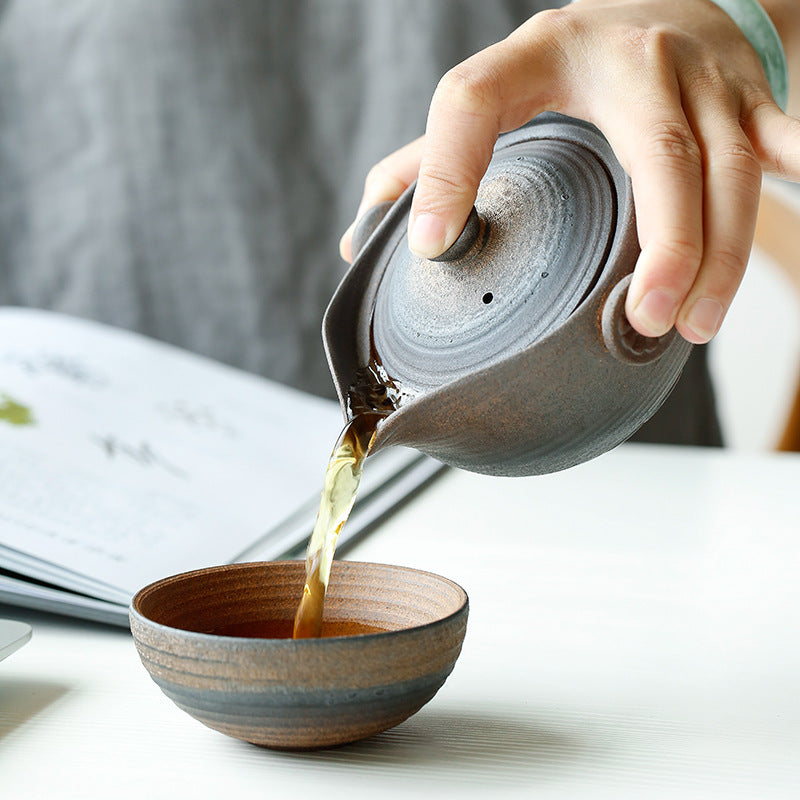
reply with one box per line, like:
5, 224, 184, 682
408, 213, 447, 259
631, 289, 676, 337
684, 298, 724, 343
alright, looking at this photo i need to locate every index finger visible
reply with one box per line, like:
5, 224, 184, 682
340, 137, 426, 262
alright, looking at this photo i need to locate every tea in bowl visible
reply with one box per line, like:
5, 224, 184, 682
129, 560, 468, 750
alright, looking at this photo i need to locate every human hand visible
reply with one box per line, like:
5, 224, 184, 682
341, 0, 800, 344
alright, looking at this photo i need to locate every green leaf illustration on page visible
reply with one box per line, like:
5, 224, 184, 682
0, 393, 36, 426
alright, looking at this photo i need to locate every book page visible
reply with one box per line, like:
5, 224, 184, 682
0, 308, 346, 599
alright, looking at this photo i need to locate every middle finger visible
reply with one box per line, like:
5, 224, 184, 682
676, 76, 762, 344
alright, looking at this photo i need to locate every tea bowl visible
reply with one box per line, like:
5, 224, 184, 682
129, 560, 468, 750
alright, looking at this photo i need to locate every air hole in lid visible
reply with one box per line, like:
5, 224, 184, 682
482, 292, 494, 304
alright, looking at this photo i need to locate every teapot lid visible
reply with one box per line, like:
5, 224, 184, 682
371, 120, 622, 392
345, 114, 639, 397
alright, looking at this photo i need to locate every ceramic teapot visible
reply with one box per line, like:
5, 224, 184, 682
323, 113, 692, 476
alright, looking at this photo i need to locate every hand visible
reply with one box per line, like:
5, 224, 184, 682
341, 0, 800, 344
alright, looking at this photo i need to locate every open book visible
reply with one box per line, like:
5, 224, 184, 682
0, 308, 442, 626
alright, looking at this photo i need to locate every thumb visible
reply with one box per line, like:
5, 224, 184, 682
408, 21, 560, 258
408, 66, 501, 258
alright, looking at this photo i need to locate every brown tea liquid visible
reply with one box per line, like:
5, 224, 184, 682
211, 619, 387, 639
292, 357, 406, 640
292, 411, 383, 638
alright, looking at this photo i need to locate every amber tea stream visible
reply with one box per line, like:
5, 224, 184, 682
292, 360, 404, 638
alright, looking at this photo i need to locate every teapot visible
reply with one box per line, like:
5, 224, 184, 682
323, 113, 692, 476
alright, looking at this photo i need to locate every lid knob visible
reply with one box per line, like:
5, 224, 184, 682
429, 207, 487, 263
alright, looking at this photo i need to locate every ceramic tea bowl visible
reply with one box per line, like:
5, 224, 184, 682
130, 560, 468, 750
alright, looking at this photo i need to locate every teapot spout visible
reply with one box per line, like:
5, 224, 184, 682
322, 186, 416, 424
367, 403, 414, 457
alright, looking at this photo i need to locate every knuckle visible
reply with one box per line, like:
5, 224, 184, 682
363, 159, 406, 199
525, 7, 575, 40
714, 140, 761, 182
651, 235, 703, 274
618, 23, 676, 62
772, 142, 791, 179
414, 163, 477, 216
364, 162, 387, 191
644, 120, 702, 167
764, 123, 800, 179
766, 126, 800, 179
417, 164, 468, 198
514, 8, 586, 67
434, 63, 500, 117
706, 245, 748, 282
682, 63, 727, 99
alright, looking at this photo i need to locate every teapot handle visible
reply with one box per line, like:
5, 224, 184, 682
600, 274, 679, 365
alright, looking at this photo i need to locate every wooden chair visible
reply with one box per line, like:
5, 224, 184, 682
753, 187, 800, 452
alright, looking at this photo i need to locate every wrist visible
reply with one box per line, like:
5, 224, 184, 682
708, 0, 789, 109
757, 0, 800, 110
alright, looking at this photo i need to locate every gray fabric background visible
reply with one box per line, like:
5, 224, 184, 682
0, 0, 720, 445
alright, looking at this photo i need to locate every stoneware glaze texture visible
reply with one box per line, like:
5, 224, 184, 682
324, 114, 693, 476
130, 561, 468, 750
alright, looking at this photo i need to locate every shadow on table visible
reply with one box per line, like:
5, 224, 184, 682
276, 707, 613, 788
0, 603, 131, 635
0, 676, 72, 741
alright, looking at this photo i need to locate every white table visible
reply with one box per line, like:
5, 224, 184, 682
2, 444, 799, 799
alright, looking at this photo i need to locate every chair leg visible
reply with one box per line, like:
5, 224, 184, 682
777, 368, 800, 452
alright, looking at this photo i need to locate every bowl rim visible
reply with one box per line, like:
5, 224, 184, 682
129, 559, 469, 646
